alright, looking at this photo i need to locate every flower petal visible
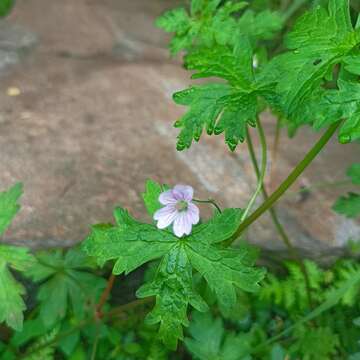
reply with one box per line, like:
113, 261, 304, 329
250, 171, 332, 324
159, 190, 177, 205
173, 184, 194, 201
173, 212, 192, 237
154, 205, 178, 229
187, 202, 200, 225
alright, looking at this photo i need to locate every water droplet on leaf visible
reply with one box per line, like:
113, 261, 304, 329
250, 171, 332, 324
174, 120, 181, 128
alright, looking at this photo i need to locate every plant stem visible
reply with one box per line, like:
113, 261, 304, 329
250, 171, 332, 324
283, 0, 307, 22
244, 123, 313, 307
19, 298, 153, 359
240, 117, 267, 222
193, 198, 222, 213
231, 121, 341, 239
96, 273, 116, 318
270, 118, 282, 186
90, 321, 101, 360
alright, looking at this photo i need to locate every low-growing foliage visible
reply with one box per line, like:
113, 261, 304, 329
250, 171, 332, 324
0, 0, 359, 358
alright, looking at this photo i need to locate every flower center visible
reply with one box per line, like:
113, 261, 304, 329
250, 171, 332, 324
175, 200, 188, 212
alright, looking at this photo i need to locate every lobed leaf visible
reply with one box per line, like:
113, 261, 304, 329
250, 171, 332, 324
28, 248, 106, 327
83, 180, 264, 348
137, 244, 208, 349
173, 83, 258, 151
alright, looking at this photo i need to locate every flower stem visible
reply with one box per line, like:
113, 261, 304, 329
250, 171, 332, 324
232, 121, 341, 239
245, 122, 313, 307
193, 198, 222, 213
240, 117, 267, 222
96, 273, 116, 318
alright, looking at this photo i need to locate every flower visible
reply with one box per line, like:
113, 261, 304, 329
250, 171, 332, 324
154, 184, 200, 237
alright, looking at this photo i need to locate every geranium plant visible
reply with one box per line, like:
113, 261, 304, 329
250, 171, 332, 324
0, 0, 359, 359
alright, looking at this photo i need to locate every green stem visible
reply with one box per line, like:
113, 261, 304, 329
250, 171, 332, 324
270, 118, 282, 184
193, 198, 222, 213
231, 121, 341, 240
245, 123, 313, 307
241, 117, 267, 222
283, 0, 307, 22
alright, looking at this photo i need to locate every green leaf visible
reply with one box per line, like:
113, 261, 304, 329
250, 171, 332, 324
156, 7, 190, 34
190, 208, 243, 244
137, 244, 208, 349
291, 325, 340, 360
84, 208, 176, 274
157, 0, 280, 55
347, 163, 360, 185
83, 181, 264, 349
0, 243, 33, 331
0, 183, 23, 236
22, 327, 59, 360
173, 35, 278, 151
237, 9, 283, 42
142, 179, 165, 217
184, 311, 253, 360
28, 248, 106, 327
0, 0, 14, 18
173, 83, 258, 151
187, 240, 265, 309
314, 79, 360, 143
184, 311, 224, 359
333, 192, 360, 218
184, 39, 254, 87
269, 0, 359, 129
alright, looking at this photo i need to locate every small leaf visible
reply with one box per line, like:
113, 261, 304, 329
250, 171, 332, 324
0, 0, 14, 18
0, 183, 23, 236
333, 192, 360, 218
347, 163, 360, 185
142, 179, 164, 217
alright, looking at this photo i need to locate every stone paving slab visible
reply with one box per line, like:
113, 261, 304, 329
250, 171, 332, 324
0, 0, 358, 256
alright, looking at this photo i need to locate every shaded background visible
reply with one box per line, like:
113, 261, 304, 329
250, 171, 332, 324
0, 0, 359, 259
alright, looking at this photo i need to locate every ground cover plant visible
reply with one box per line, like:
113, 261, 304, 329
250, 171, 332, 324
0, 0, 359, 358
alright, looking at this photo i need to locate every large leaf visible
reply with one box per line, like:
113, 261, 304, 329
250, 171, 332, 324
83, 180, 265, 348
265, 0, 360, 140
27, 248, 106, 328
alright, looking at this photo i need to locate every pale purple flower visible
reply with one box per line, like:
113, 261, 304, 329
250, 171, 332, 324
154, 185, 200, 237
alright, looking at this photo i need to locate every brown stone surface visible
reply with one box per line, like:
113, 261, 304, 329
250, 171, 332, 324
0, 0, 359, 255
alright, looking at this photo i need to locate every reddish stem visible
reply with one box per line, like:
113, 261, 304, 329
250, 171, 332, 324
95, 273, 116, 319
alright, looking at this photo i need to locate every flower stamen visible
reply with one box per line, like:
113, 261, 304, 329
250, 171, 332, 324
175, 200, 188, 212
